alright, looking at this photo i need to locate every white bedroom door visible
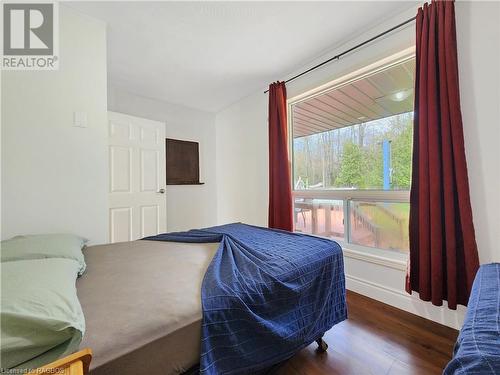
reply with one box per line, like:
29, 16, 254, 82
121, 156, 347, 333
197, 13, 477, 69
108, 111, 167, 243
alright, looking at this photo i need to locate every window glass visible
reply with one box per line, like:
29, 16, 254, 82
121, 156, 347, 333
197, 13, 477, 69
349, 201, 410, 251
294, 198, 344, 241
293, 112, 413, 191
290, 56, 415, 253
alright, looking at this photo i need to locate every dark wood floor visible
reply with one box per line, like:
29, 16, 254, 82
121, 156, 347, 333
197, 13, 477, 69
275, 291, 458, 375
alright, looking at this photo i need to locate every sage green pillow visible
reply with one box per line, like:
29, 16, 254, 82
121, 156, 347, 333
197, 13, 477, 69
0, 234, 87, 275
0, 258, 85, 370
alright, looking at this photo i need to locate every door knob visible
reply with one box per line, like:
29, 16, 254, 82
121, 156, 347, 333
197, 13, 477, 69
157, 188, 165, 194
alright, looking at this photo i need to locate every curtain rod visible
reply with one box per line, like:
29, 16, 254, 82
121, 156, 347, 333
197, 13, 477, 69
264, 16, 416, 94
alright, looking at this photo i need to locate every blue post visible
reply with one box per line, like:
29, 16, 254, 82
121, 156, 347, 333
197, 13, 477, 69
383, 140, 391, 190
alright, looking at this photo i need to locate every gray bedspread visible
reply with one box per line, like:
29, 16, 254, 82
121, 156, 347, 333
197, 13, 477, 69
77, 240, 218, 375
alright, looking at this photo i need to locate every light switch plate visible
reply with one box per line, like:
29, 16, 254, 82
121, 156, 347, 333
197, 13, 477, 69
73, 111, 88, 127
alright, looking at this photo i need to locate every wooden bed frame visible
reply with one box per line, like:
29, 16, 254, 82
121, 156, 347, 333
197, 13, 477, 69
31, 349, 92, 375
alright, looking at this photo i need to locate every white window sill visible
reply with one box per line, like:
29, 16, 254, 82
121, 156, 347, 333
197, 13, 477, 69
341, 244, 408, 271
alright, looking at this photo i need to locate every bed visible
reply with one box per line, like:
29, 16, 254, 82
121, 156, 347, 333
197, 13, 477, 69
2, 224, 347, 374
443, 263, 500, 375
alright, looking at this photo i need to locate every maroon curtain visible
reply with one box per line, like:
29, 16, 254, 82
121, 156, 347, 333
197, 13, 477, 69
268, 82, 293, 231
406, 1, 479, 309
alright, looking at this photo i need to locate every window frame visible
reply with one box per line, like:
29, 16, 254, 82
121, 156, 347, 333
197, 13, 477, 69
287, 48, 415, 261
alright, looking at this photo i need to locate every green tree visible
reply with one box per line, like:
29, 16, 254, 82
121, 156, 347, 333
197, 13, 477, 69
335, 141, 364, 188
363, 145, 383, 188
391, 122, 413, 189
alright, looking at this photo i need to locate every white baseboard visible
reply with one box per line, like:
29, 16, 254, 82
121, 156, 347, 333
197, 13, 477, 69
346, 274, 465, 330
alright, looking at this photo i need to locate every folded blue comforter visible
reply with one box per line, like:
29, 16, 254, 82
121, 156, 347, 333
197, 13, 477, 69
144, 223, 347, 375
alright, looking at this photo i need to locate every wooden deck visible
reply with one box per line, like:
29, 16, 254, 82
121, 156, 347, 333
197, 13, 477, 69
294, 202, 409, 251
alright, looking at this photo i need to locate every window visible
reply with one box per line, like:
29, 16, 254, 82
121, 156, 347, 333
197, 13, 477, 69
290, 54, 414, 253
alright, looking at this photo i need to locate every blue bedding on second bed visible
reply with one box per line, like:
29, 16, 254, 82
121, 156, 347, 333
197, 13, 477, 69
144, 223, 347, 375
444, 263, 500, 375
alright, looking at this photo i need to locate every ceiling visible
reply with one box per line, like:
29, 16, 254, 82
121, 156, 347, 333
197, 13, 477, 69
293, 58, 415, 138
68, 2, 416, 113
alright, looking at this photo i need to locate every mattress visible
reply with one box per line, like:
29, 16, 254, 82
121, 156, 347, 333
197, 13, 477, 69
77, 240, 219, 375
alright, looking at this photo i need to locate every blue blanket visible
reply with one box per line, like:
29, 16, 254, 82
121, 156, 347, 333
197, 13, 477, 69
444, 263, 500, 375
144, 223, 347, 375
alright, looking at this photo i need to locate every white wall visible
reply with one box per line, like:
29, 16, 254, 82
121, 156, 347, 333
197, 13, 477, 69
1, 5, 108, 244
108, 86, 217, 232
456, 1, 500, 265
216, 93, 269, 226
215, 2, 500, 328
